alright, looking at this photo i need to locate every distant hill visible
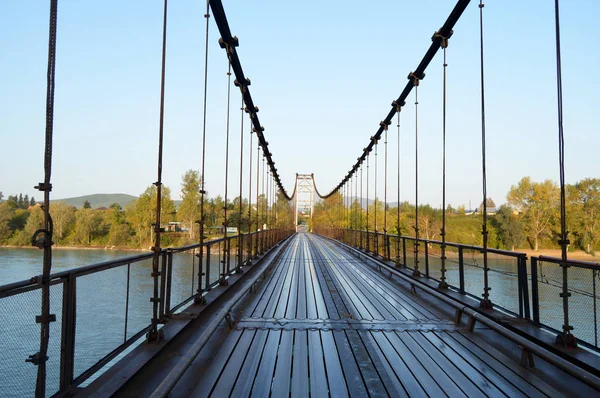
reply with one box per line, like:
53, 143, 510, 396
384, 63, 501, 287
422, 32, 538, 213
51, 193, 137, 209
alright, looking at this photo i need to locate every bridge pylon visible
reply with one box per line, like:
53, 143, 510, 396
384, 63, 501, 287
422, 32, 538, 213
294, 173, 315, 230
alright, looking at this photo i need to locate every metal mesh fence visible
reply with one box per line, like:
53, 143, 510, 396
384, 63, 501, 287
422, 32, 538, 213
486, 252, 520, 315
567, 266, 598, 347
169, 249, 198, 311
74, 266, 127, 378
462, 248, 484, 299
0, 283, 63, 397
536, 260, 566, 336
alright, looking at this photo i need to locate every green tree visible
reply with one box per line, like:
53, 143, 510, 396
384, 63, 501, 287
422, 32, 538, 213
126, 185, 175, 247
74, 208, 101, 245
494, 204, 524, 251
177, 170, 202, 239
0, 202, 14, 242
507, 177, 559, 251
30, 197, 36, 206
83, 200, 92, 209
50, 201, 76, 242
569, 178, 600, 253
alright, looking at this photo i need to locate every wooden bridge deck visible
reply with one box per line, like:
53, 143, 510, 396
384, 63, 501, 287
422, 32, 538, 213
186, 233, 568, 397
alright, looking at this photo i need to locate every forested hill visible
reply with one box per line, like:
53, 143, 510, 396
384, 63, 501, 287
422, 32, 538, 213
51, 194, 137, 209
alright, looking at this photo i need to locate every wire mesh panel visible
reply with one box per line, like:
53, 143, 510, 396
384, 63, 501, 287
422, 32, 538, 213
74, 266, 127, 378
536, 260, 565, 335
168, 249, 197, 310
461, 248, 484, 299
0, 283, 63, 397
565, 266, 598, 347
486, 252, 520, 314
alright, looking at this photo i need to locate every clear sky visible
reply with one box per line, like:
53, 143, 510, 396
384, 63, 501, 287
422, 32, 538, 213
1, 1, 598, 209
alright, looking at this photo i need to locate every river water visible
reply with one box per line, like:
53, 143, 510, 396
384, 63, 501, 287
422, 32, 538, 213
0, 244, 598, 397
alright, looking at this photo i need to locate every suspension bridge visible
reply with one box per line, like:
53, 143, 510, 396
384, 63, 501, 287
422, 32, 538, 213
2, 0, 600, 397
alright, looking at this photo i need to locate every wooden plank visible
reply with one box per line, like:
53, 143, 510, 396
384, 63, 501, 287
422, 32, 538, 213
379, 331, 447, 397
307, 254, 328, 319
270, 330, 294, 397
396, 332, 469, 397
291, 330, 309, 397
308, 238, 343, 320
249, 330, 282, 397
308, 331, 329, 398
284, 247, 300, 319
449, 332, 558, 398
208, 330, 258, 397
296, 242, 308, 319
250, 241, 294, 318
272, 244, 298, 319
355, 330, 409, 397
321, 331, 351, 397
190, 329, 247, 396
229, 329, 269, 397
303, 243, 319, 320
424, 331, 511, 398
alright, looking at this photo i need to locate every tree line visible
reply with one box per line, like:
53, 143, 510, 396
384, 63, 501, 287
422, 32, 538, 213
0, 170, 294, 249
311, 177, 600, 254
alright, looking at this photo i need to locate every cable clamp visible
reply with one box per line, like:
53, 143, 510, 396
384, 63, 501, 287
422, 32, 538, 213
408, 71, 424, 86
379, 120, 391, 130
34, 182, 52, 192
26, 352, 48, 366
218, 36, 239, 50
234, 78, 251, 87
391, 100, 405, 112
432, 30, 451, 48
35, 313, 56, 324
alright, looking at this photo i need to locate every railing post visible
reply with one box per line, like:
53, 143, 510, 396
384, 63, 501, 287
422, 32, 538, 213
205, 244, 211, 293
556, 259, 576, 347
424, 242, 429, 277
165, 250, 173, 314
159, 251, 168, 319
517, 255, 530, 319
531, 257, 540, 325
458, 247, 465, 294
402, 237, 407, 267
59, 275, 76, 392
386, 234, 391, 261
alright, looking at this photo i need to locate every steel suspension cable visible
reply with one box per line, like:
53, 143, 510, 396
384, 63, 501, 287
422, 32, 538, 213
255, 145, 260, 255
366, 153, 370, 252
412, 78, 421, 277
237, 96, 244, 272
247, 113, 253, 261
197, 2, 211, 301
478, 0, 492, 309
374, 142, 378, 238
384, 127, 388, 235
440, 35, 449, 289
221, 56, 232, 284
554, 0, 575, 347
32, 1, 58, 395
360, 163, 364, 249
149, 0, 169, 342
396, 106, 402, 267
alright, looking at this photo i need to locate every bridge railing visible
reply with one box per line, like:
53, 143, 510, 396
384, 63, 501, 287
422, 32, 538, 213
531, 255, 600, 348
326, 228, 600, 350
0, 228, 292, 397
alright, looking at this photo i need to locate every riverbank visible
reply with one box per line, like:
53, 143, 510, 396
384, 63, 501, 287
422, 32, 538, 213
520, 249, 598, 263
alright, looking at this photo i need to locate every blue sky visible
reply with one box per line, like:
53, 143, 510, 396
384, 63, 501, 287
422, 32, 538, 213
1, 1, 598, 209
